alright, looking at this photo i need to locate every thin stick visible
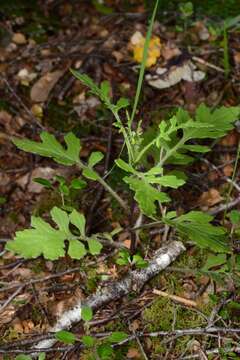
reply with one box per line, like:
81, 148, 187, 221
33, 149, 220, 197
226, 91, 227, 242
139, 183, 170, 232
0, 267, 81, 293
192, 56, 225, 73
153, 289, 197, 308
0, 286, 23, 314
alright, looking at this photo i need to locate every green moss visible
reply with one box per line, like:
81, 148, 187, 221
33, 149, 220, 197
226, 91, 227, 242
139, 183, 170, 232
143, 297, 210, 331
143, 296, 212, 356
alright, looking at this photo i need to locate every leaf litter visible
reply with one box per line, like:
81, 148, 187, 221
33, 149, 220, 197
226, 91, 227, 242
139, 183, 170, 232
1, 1, 240, 359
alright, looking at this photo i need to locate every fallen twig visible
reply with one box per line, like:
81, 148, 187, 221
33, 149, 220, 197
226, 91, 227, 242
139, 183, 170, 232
153, 289, 197, 308
34, 241, 185, 352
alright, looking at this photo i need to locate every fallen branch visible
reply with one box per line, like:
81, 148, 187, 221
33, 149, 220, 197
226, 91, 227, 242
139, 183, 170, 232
34, 241, 185, 352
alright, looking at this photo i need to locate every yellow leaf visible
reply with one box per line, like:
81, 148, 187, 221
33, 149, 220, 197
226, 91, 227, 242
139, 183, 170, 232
130, 31, 161, 67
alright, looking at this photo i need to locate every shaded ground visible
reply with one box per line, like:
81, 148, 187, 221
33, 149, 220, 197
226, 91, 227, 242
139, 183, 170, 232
1, 1, 240, 359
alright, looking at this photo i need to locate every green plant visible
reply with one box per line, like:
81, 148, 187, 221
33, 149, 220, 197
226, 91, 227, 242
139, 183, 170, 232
116, 248, 148, 268
6, 71, 240, 260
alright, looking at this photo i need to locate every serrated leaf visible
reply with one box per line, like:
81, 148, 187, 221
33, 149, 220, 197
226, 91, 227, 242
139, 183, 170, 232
82, 168, 98, 180
59, 183, 69, 196
146, 166, 163, 176
194, 104, 239, 138
15, 356, 32, 360
107, 331, 128, 343
88, 238, 103, 255
147, 175, 185, 188
82, 335, 95, 347
229, 210, 240, 225
202, 254, 227, 271
171, 211, 229, 253
38, 354, 46, 360
81, 305, 93, 321
100, 80, 111, 99
71, 70, 100, 96
69, 210, 86, 237
115, 97, 129, 111
169, 153, 194, 165
68, 240, 87, 259
70, 178, 87, 189
115, 159, 135, 173
55, 330, 76, 344
13, 132, 81, 166
6, 209, 89, 260
51, 207, 70, 237
97, 344, 113, 360
88, 151, 104, 167
182, 144, 210, 153
71, 70, 113, 110
6, 216, 66, 260
124, 176, 170, 217
33, 177, 52, 188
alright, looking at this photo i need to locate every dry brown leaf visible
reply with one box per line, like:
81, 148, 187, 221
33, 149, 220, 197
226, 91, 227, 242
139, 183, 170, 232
30, 70, 64, 102
198, 188, 222, 208
220, 132, 238, 146
129, 319, 140, 331
234, 52, 240, 65
16, 167, 56, 193
223, 164, 233, 177
127, 348, 141, 359
162, 44, 181, 60
123, 239, 131, 249
12, 33, 27, 45
0, 306, 16, 325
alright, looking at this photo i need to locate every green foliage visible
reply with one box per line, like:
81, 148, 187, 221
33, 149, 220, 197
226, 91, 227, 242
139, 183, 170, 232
70, 70, 129, 116
55, 330, 76, 344
82, 305, 93, 322
124, 176, 170, 217
166, 211, 229, 252
228, 210, 240, 225
179, 2, 193, 18
6, 207, 102, 260
15, 354, 45, 360
116, 249, 148, 268
13, 132, 81, 166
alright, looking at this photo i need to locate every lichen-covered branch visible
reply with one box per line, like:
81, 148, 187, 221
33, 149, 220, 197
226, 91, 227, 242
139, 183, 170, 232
34, 241, 185, 352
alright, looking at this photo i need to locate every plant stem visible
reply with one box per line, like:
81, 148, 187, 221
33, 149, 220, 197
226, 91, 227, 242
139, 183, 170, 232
135, 138, 157, 163
113, 111, 134, 164
77, 161, 129, 213
159, 137, 186, 166
130, 0, 160, 126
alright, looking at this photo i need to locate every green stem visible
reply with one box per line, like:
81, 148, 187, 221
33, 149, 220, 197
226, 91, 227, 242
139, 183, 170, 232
113, 111, 134, 164
77, 160, 129, 213
135, 138, 157, 164
159, 137, 186, 166
130, 0, 160, 126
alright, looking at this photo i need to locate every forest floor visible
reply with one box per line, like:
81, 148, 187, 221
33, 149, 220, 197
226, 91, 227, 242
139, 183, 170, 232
1, 1, 240, 359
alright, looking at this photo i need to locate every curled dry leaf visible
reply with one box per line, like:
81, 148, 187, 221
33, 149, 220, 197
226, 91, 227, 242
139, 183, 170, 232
127, 348, 141, 359
30, 70, 64, 102
198, 188, 222, 209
